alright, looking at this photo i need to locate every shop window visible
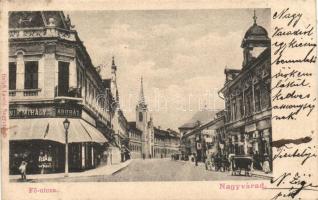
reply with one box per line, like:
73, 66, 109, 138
24, 61, 38, 89
9, 62, 17, 90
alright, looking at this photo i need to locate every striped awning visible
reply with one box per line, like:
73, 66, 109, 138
9, 118, 108, 144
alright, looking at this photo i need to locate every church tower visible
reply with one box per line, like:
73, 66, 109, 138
241, 10, 270, 68
111, 56, 119, 102
136, 77, 150, 158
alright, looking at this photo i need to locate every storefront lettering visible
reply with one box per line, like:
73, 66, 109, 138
56, 108, 81, 117
9, 108, 51, 118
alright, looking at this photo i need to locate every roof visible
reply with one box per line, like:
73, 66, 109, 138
241, 22, 270, 48
9, 11, 70, 29
179, 109, 220, 129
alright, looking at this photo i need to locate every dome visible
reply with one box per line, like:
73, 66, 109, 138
244, 23, 268, 40
241, 22, 270, 48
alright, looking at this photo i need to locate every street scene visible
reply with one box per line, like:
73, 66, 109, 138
11, 159, 263, 182
8, 9, 272, 182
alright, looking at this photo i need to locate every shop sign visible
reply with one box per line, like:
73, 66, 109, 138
205, 137, 213, 143
55, 107, 81, 117
245, 123, 256, 133
9, 107, 52, 118
202, 129, 215, 136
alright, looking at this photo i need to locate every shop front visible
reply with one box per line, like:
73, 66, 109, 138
9, 118, 108, 174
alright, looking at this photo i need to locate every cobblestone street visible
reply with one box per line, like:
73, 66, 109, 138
31, 159, 262, 182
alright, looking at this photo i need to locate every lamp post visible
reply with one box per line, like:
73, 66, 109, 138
63, 118, 70, 177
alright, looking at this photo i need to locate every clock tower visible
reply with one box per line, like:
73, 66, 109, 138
136, 77, 151, 158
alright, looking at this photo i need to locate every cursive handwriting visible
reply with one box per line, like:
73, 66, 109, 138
272, 145, 317, 165
268, 172, 318, 200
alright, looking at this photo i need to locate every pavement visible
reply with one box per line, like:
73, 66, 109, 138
10, 159, 271, 182
177, 159, 272, 179
10, 159, 132, 182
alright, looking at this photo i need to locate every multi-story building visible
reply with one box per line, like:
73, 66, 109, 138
153, 128, 180, 158
8, 11, 119, 174
218, 13, 272, 170
180, 110, 225, 162
128, 122, 143, 159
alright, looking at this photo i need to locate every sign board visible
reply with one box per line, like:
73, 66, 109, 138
205, 137, 213, 143
9, 105, 82, 118
202, 129, 215, 135
196, 143, 202, 150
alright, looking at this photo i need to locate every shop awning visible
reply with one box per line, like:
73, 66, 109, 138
9, 118, 108, 144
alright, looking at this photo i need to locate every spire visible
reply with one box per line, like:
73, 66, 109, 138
138, 76, 146, 106
253, 9, 257, 25
111, 56, 117, 71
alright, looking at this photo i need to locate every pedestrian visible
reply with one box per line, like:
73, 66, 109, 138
19, 161, 27, 181
195, 154, 198, 166
262, 154, 270, 174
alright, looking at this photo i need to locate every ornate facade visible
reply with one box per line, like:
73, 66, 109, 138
8, 11, 124, 174
219, 13, 272, 170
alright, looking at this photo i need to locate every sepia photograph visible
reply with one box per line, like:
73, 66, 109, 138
7, 9, 273, 183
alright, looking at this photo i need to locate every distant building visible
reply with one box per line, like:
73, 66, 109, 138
219, 12, 272, 171
128, 78, 180, 159
153, 128, 180, 158
178, 109, 221, 157
128, 122, 143, 159
180, 110, 225, 162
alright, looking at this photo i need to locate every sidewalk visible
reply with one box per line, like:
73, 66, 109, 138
10, 159, 132, 181
250, 169, 272, 179
175, 159, 272, 179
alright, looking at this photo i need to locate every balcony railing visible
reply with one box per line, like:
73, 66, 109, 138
9, 27, 76, 42
54, 86, 82, 99
9, 88, 42, 97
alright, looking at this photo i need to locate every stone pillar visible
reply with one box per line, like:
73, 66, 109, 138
44, 54, 57, 98
244, 134, 249, 155
16, 53, 24, 92
69, 58, 77, 89
253, 131, 259, 153
81, 144, 85, 169
38, 56, 45, 97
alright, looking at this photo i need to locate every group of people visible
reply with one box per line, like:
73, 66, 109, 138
204, 152, 271, 174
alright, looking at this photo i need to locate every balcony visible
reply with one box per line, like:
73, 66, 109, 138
54, 86, 82, 101
9, 27, 76, 42
9, 88, 42, 100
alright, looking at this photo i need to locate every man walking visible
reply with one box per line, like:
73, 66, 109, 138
19, 161, 27, 181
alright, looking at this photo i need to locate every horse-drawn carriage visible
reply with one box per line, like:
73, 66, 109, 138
229, 155, 253, 176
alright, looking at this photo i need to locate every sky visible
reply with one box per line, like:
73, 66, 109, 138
67, 8, 270, 130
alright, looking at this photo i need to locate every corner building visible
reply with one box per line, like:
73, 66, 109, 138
219, 14, 272, 171
8, 11, 117, 174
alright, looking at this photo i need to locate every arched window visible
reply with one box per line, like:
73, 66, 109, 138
139, 112, 143, 121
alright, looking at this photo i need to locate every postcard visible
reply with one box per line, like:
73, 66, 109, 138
0, 0, 317, 199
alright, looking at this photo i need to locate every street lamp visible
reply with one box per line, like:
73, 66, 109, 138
63, 118, 70, 177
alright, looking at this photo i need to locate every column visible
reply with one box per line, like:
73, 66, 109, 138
38, 56, 44, 97
244, 134, 249, 155
252, 80, 256, 112
253, 130, 259, 153
242, 90, 245, 116
69, 58, 77, 89
44, 54, 56, 98
91, 147, 94, 167
81, 144, 85, 169
16, 53, 24, 92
